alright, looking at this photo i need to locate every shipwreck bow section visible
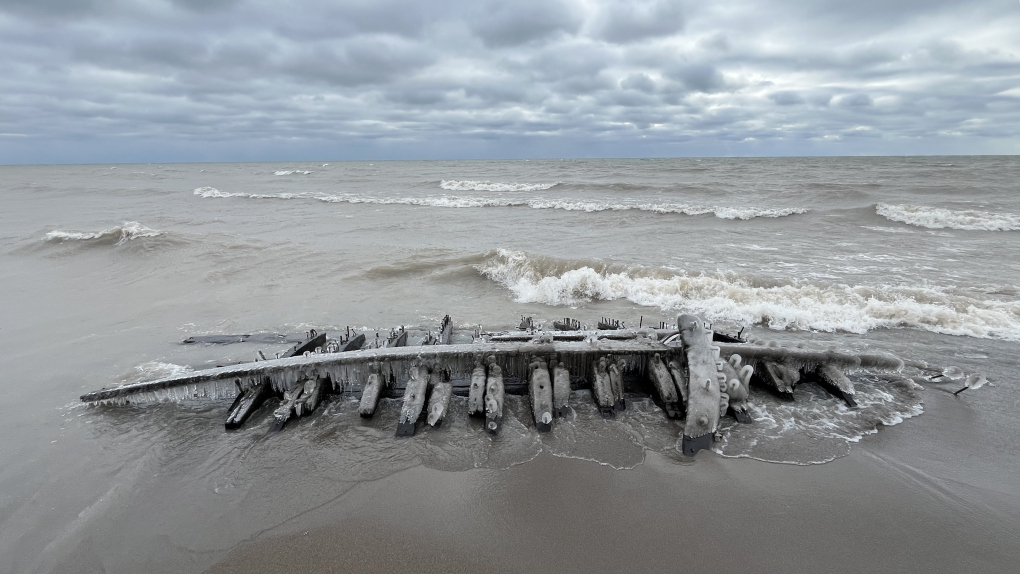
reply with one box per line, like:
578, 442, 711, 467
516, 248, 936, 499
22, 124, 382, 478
81, 314, 905, 457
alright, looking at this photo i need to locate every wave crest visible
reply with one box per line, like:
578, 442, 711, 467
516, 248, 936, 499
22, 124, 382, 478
439, 180, 558, 192
44, 222, 164, 246
478, 249, 1020, 340
316, 193, 806, 218
876, 203, 1020, 231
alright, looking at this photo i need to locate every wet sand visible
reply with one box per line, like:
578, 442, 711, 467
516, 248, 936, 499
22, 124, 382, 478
207, 393, 1020, 574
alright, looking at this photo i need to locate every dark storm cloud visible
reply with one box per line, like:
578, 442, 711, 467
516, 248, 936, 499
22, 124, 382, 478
0, 0, 1018, 163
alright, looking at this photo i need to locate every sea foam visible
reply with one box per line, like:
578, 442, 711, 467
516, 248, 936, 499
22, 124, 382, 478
315, 193, 806, 219
439, 180, 558, 192
876, 203, 1020, 231
44, 222, 164, 246
195, 186, 805, 219
478, 249, 1020, 340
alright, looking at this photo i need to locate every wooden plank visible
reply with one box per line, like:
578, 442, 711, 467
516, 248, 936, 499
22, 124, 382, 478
81, 339, 675, 403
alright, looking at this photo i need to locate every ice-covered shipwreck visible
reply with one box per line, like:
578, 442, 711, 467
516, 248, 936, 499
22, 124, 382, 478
81, 314, 906, 456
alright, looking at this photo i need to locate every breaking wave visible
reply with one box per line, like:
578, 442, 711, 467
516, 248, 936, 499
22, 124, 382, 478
477, 249, 1020, 340
193, 187, 300, 200
439, 180, 558, 192
876, 203, 1020, 231
43, 222, 164, 246
274, 170, 312, 176
195, 187, 805, 219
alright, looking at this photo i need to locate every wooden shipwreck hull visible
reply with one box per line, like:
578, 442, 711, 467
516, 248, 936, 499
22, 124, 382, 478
81, 314, 905, 456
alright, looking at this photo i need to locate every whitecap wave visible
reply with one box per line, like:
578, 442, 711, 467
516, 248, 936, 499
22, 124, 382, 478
876, 203, 1020, 231
194, 187, 807, 219
193, 187, 297, 200
478, 249, 1020, 340
317, 193, 805, 218
44, 222, 163, 246
439, 180, 558, 192
274, 170, 312, 176
318, 194, 522, 208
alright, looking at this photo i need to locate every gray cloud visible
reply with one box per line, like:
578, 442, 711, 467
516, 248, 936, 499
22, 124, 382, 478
0, 0, 1018, 163
593, 0, 685, 44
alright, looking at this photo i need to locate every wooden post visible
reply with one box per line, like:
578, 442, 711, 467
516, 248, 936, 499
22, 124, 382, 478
552, 361, 571, 418
485, 356, 505, 434
530, 357, 554, 432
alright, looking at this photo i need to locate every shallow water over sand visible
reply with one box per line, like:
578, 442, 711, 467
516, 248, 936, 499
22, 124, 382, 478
1, 157, 1018, 573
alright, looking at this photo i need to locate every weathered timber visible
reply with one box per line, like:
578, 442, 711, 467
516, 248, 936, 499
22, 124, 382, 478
608, 358, 626, 412
529, 358, 554, 432
712, 331, 745, 344
667, 358, 689, 415
489, 328, 676, 343
485, 357, 505, 435
184, 333, 300, 345
267, 385, 303, 434
552, 361, 571, 418
721, 354, 753, 423
265, 374, 330, 435
813, 364, 858, 408
552, 318, 581, 331
647, 354, 681, 419
386, 329, 409, 348
294, 376, 327, 417
81, 339, 674, 404
591, 357, 616, 418
598, 317, 622, 330
358, 362, 385, 417
679, 314, 723, 456
397, 363, 428, 437
467, 358, 487, 417
426, 371, 453, 427
715, 344, 903, 372
754, 360, 797, 400
282, 331, 329, 358
225, 377, 272, 429
436, 315, 453, 345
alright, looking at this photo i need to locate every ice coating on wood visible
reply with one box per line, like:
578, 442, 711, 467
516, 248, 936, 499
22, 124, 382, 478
358, 362, 385, 417
529, 357, 554, 432
484, 356, 505, 434
467, 359, 486, 416
679, 314, 722, 440
816, 364, 855, 396
81, 339, 675, 404
667, 358, 688, 407
224, 377, 271, 429
552, 361, 571, 417
426, 377, 452, 427
399, 362, 428, 429
716, 343, 903, 373
648, 353, 678, 404
608, 358, 625, 411
756, 360, 797, 397
591, 357, 615, 412
294, 377, 326, 417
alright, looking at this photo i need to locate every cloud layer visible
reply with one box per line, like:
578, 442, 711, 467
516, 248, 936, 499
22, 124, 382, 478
1, 0, 1018, 163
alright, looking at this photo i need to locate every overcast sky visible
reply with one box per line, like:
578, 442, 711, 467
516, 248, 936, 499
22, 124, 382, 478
1, 0, 1018, 163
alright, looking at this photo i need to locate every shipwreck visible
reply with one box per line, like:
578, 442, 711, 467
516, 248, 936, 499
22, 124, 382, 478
81, 314, 907, 456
